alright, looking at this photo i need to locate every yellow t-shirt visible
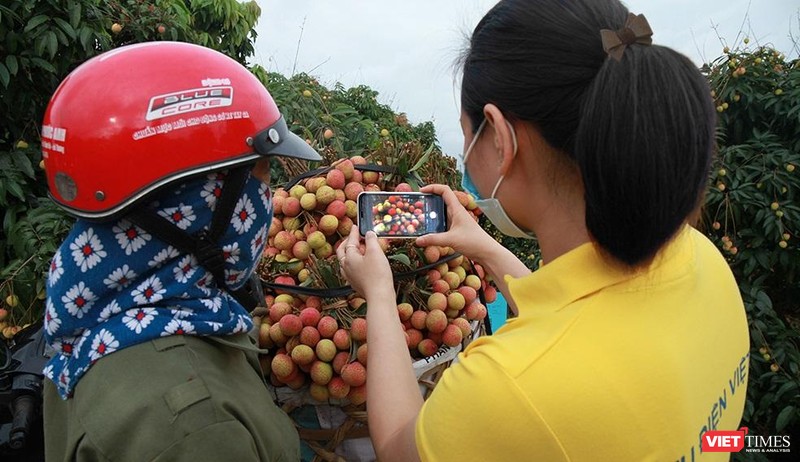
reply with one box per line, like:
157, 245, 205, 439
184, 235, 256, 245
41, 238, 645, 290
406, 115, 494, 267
416, 226, 749, 461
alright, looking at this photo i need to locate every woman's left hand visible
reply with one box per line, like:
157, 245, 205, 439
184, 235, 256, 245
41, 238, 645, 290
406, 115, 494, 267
337, 226, 395, 300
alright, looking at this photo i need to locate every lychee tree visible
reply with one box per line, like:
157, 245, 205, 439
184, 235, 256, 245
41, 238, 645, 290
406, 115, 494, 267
701, 43, 800, 448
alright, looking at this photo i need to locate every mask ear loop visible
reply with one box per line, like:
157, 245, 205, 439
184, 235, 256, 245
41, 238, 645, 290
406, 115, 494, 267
462, 118, 487, 165
490, 120, 519, 199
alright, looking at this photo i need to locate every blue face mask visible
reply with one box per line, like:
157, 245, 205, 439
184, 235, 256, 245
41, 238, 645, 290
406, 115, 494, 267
460, 119, 536, 240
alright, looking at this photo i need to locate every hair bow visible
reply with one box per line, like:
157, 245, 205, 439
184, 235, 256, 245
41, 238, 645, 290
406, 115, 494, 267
600, 13, 653, 62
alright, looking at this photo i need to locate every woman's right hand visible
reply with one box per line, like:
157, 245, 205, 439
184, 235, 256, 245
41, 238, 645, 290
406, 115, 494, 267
415, 184, 498, 261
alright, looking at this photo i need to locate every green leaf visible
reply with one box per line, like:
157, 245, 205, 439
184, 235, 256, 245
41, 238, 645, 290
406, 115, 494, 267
7, 180, 25, 202
24, 14, 48, 33
30, 57, 55, 73
53, 17, 76, 40
69, 2, 82, 29
11, 151, 34, 178
388, 253, 413, 268
775, 405, 795, 432
0, 63, 8, 88
46, 30, 58, 59
34, 34, 47, 57
410, 143, 435, 173
79, 27, 93, 51
5, 55, 18, 75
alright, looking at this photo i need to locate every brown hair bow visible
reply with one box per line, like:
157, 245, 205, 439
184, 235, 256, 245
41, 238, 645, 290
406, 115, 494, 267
600, 13, 653, 62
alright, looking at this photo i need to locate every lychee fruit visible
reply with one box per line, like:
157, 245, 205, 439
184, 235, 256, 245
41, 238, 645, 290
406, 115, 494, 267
317, 316, 338, 338
464, 274, 481, 290
350, 155, 367, 165
405, 329, 423, 349
341, 362, 367, 387
484, 285, 497, 303
299, 307, 322, 327
426, 309, 448, 334
424, 246, 441, 264
335, 159, 355, 180
316, 339, 337, 362
290, 344, 315, 366
282, 216, 301, 232
457, 286, 477, 304
332, 351, 350, 374
326, 200, 347, 220
292, 241, 312, 260
300, 193, 317, 211
300, 326, 321, 347
397, 303, 413, 321
274, 231, 297, 251
289, 185, 307, 199
319, 215, 339, 236
357, 343, 368, 366
410, 310, 427, 330
444, 272, 461, 290
431, 279, 450, 294
427, 292, 448, 311
418, 339, 439, 357
326, 169, 346, 190
316, 185, 336, 206
337, 217, 354, 236
348, 384, 367, 405
314, 243, 334, 259
465, 301, 488, 321
279, 314, 303, 337
282, 197, 301, 217
269, 323, 288, 345
345, 182, 364, 201
447, 292, 466, 311
307, 231, 327, 250
363, 171, 379, 184
345, 200, 358, 219
271, 354, 296, 379
451, 317, 471, 337
328, 377, 350, 399
350, 318, 367, 342
333, 329, 351, 350
442, 324, 464, 347
309, 383, 329, 402
269, 302, 292, 323
310, 360, 333, 385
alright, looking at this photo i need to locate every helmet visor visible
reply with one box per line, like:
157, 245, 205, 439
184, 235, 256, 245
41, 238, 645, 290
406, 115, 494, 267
253, 116, 322, 162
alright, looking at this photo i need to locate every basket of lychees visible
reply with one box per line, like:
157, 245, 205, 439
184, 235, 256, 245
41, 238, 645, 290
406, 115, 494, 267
255, 147, 497, 461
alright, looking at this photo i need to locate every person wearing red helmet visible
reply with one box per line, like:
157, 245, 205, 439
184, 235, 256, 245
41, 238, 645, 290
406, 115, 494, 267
41, 42, 319, 461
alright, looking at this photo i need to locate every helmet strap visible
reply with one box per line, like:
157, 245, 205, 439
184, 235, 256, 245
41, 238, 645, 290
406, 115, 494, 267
126, 167, 260, 310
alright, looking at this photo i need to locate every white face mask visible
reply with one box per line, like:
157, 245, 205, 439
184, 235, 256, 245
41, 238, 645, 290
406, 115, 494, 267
461, 119, 535, 240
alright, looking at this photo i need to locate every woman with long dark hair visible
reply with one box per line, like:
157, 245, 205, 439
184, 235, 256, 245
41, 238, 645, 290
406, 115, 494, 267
337, 0, 749, 460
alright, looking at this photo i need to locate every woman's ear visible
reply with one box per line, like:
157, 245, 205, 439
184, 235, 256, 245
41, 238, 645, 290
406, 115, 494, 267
483, 103, 516, 176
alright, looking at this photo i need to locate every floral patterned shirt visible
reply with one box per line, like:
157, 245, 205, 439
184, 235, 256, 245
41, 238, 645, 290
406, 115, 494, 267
44, 171, 271, 398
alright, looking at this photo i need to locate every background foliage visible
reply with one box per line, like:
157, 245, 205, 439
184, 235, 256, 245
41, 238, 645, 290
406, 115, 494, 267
0, 1, 797, 455
702, 43, 800, 455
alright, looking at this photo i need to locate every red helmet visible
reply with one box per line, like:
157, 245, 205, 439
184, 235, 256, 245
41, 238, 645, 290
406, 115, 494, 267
42, 41, 321, 219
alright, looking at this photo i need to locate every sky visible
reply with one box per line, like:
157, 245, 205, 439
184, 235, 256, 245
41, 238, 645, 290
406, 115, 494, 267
253, 0, 800, 158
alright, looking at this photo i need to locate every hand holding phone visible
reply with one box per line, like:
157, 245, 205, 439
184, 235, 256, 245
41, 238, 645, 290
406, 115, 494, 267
357, 192, 447, 238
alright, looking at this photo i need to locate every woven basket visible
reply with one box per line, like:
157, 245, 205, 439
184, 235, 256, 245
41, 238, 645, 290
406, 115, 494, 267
264, 319, 484, 462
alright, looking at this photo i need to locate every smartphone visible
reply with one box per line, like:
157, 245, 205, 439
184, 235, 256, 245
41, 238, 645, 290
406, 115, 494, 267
357, 192, 447, 238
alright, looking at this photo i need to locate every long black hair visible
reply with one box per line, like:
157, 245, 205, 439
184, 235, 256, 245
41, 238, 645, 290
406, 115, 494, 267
461, 0, 716, 266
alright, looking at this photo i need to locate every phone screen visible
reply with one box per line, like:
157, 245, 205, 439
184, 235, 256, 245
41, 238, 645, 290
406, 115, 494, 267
357, 192, 447, 238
